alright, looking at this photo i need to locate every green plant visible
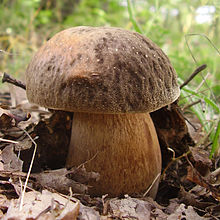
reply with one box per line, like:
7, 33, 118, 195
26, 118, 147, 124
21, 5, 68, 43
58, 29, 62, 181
127, 0, 220, 157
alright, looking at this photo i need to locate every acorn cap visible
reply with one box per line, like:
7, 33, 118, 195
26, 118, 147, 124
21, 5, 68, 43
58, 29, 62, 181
25, 26, 180, 113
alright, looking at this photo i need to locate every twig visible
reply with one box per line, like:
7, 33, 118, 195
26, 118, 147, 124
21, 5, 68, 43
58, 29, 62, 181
193, 207, 219, 220
0, 137, 19, 144
19, 127, 38, 211
175, 106, 198, 131
184, 117, 198, 131
75, 152, 98, 170
182, 100, 201, 111
63, 187, 73, 212
195, 72, 210, 92
0, 49, 16, 56
180, 64, 207, 89
2, 72, 26, 90
210, 167, 220, 178
181, 86, 216, 101
161, 150, 191, 180
143, 172, 161, 197
35, 206, 51, 219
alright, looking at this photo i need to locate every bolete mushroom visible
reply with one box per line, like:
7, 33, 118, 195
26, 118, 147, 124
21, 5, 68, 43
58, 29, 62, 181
25, 26, 180, 198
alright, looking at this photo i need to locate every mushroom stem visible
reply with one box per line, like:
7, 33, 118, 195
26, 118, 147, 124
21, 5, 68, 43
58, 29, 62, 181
66, 112, 161, 198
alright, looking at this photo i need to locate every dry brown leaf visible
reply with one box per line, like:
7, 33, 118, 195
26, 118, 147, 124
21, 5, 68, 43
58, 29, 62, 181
1, 145, 23, 171
68, 166, 100, 184
179, 187, 214, 210
0, 194, 10, 214
4, 190, 80, 220
0, 107, 30, 128
0, 108, 14, 129
190, 147, 212, 176
78, 205, 100, 220
108, 196, 151, 220
0, 170, 34, 199
32, 168, 89, 194
167, 203, 204, 220
190, 147, 212, 168
205, 203, 220, 219
7, 84, 27, 108
187, 166, 220, 201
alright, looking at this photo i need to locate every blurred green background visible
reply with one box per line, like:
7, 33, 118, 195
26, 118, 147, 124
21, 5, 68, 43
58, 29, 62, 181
0, 0, 219, 92
0, 0, 219, 155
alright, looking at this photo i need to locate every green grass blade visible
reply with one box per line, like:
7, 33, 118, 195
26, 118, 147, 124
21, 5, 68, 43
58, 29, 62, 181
182, 87, 220, 114
181, 88, 219, 157
127, 0, 143, 34
210, 119, 220, 158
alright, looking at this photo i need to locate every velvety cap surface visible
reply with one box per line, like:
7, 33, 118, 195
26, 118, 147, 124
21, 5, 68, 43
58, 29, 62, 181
25, 26, 180, 113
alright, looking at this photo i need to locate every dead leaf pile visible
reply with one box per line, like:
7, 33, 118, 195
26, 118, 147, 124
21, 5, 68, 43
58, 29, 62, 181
0, 85, 220, 219
4, 190, 80, 220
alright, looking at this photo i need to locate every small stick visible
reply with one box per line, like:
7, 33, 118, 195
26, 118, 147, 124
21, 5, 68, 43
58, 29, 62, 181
210, 167, 220, 178
195, 72, 210, 92
2, 72, 26, 90
35, 206, 51, 219
19, 128, 38, 211
175, 106, 198, 131
0, 49, 16, 56
180, 64, 207, 89
143, 172, 161, 197
182, 99, 201, 111
0, 137, 19, 144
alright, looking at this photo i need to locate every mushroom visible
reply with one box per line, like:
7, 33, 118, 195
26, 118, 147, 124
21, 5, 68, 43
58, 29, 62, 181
25, 26, 180, 198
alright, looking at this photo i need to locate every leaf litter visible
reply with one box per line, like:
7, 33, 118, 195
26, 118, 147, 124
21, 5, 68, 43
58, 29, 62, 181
0, 81, 220, 219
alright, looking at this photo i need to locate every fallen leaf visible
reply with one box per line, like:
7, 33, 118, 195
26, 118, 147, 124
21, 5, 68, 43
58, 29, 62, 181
4, 190, 80, 220
78, 204, 100, 220
190, 147, 212, 176
0, 108, 14, 129
108, 196, 151, 220
167, 203, 204, 220
0, 107, 30, 128
1, 145, 23, 171
186, 166, 220, 201
32, 168, 89, 194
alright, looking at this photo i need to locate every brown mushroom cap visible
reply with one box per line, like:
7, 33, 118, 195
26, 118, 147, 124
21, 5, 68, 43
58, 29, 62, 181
26, 26, 180, 113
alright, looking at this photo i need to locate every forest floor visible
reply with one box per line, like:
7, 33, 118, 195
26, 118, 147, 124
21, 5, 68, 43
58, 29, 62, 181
0, 79, 219, 219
